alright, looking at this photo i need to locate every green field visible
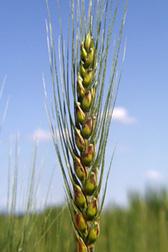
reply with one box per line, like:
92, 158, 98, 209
1, 189, 168, 252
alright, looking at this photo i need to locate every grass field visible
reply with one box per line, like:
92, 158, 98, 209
1, 188, 168, 252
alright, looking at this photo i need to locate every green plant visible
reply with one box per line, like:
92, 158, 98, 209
45, 0, 127, 251
2, 141, 59, 252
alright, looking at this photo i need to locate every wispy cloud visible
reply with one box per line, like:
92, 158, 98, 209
32, 128, 51, 142
145, 170, 163, 181
112, 107, 136, 124
31, 127, 70, 143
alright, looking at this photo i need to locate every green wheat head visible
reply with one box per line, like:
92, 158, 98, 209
45, 0, 127, 251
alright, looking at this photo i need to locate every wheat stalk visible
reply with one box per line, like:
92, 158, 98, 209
45, 0, 127, 251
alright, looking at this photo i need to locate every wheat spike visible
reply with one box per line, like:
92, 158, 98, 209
45, 0, 127, 251
74, 33, 99, 251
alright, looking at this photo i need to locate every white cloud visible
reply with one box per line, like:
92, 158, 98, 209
112, 107, 136, 124
145, 170, 162, 181
32, 128, 51, 142
31, 128, 64, 142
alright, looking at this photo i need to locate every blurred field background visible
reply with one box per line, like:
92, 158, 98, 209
0, 188, 168, 252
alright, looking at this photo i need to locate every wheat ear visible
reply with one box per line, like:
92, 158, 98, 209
45, 1, 127, 251
73, 32, 99, 252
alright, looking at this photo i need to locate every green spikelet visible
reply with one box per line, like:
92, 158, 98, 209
74, 156, 87, 182
83, 70, 94, 87
82, 144, 95, 166
77, 237, 88, 252
84, 171, 97, 196
81, 91, 92, 112
76, 103, 86, 124
87, 222, 100, 245
75, 128, 86, 152
86, 198, 98, 220
74, 184, 87, 210
75, 212, 88, 236
81, 117, 93, 139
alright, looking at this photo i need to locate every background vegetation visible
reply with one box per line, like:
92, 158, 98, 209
1, 188, 168, 252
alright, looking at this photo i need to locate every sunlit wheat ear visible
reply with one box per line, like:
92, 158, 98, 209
45, 0, 127, 251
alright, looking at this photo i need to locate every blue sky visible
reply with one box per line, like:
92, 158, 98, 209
0, 0, 168, 211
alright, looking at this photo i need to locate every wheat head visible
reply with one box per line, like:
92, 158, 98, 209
45, 0, 127, 251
